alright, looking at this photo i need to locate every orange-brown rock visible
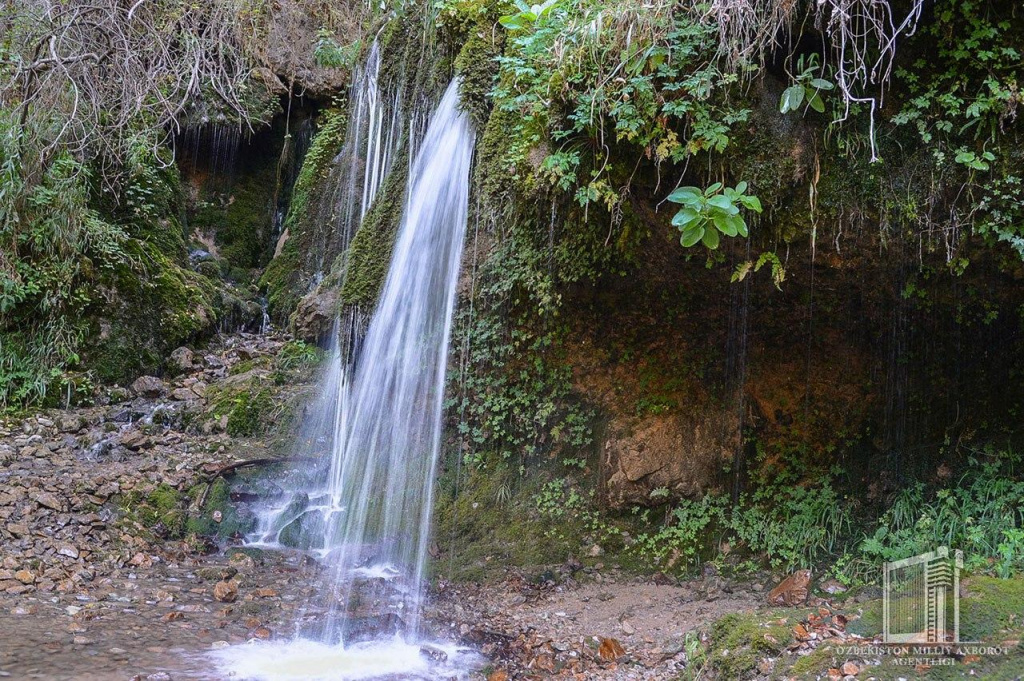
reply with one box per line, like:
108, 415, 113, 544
768, 569, 812, 606
597, 637, 626, 662
213, 580, 238, 603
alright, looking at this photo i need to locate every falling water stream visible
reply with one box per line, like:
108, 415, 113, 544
212, 80, 478, 680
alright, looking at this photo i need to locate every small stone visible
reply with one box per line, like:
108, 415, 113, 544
819, 578, 848, 595
14, 569, 35, 584
109, 647, 127, 655
598, 637, 626, 662
588, 544, 604, 557
212, 510, 223, 523
620, 620, 635, 635
131, 376, 167, 398
30, 490, 63, 511
146, 674, 172, 681
210, 641, 229, 650
58, 545, 79, 559
73, 636, 92, 645
171, 387, 198, 402
252, 627, 272, 640
169, 346, 195, 373
419, 645, 448, 663
841, 661, 860, 676
213, 580, 238, 603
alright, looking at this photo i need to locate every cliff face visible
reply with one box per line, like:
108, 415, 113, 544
4, 1, 1022, 579
243, 1, 1024, 516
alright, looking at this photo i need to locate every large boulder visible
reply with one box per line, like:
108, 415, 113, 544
292, 286, 338, 345
167, 346, 195, 374
602, 411, 737, 508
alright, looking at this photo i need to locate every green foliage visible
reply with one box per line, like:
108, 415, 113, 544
0, 111, 134, 405
779, 53, 833, 115
492, 0, 751, 205
498, 0, 560, 31
275, 340, 324, 370
731, 252, 786, 290
853, 449, 1024, 579
314, 29, 359, 68
667, 182, 761, 249
631, 480, 851, 574
885, 0, 1023, 260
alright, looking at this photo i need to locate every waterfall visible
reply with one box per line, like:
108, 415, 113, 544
214, 80, 478, 679
320, 78, 473, 637
312, 40, 405, 282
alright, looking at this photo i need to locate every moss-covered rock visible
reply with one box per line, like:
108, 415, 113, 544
337, 145, 411, 307
260, 107, 347, 321
706, 610, 796, 679
186, 478, 258, 539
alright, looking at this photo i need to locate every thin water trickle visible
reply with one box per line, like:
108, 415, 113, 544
215, 80, 477, 679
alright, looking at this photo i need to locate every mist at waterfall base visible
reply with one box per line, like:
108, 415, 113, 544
211, 81, 480, 679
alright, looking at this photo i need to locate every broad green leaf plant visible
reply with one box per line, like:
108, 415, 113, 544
779, 53, 834, 115
667, 182, 762, 249
499, 0, 560, 31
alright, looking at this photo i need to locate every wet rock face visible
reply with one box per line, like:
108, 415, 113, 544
291, 285, 339, 344
602, 411, 736, 508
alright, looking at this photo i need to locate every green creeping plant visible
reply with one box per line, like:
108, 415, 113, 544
667, 181, 762, 249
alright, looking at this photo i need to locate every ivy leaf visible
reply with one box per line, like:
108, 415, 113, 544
810, 78, 834, 91
718, 213, 746, 237
807, 92, 826, 113
707, 194, 739, 215
701, 225, 720, 249
499, 14, 528, 30
780, 85, 804, 113
668, 186, 702, 204
672, 207, 699, 227
734, 180, 748, 194
705, 181, 723, 194
713, 213, 738, 237
739, 195, 762, 213
680, 224, 704, 247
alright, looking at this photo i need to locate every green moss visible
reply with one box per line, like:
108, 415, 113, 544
706, 611, 795, 679
120, 483, 186, 539
432, 467, 577, 583
225, 389, 274, 437
454, 21, 503, 128
87, 241, 226, 384
338, 145, 411, 307
185, 478, 256, 538
960, 576, 1024, 642
844, 599, 882, 638
260, 108, 347, 321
